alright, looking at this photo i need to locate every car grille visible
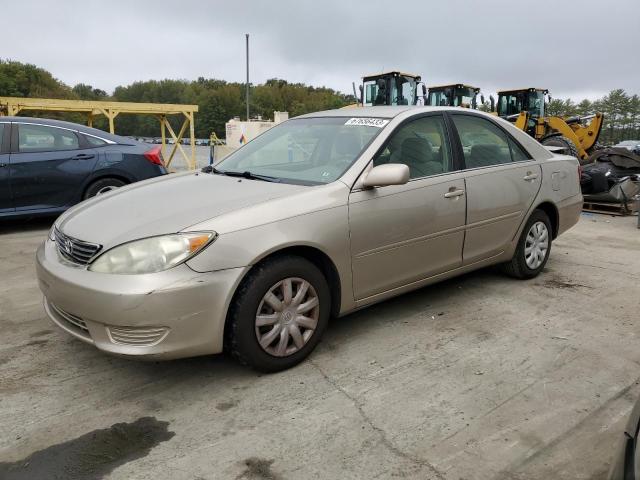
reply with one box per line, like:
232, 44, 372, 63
107, 326, 169, 347
49, 302, 91, 338
54, 227, 102, 265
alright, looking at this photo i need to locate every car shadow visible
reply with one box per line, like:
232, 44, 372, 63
324, 267, 503, 335
61, 266, 508, 385
0, 216, 56, 234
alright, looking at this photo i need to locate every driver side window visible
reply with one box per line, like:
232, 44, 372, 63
373, 115, 451, 179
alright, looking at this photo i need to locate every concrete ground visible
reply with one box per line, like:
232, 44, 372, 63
0, 213, 639, 480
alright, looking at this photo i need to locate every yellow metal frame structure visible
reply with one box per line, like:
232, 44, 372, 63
0, 97, 199, 170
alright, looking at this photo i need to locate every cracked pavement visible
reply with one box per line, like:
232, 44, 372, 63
1, 213, 639, 479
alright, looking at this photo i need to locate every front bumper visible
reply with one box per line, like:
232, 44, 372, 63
36, 238, 248, 360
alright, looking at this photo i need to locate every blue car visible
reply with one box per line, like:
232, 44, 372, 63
0, 117, 167, 219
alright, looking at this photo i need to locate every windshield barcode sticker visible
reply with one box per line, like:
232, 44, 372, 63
344, 118, 389, 128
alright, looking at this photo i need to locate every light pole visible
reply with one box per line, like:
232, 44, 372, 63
245, 33, 250, 121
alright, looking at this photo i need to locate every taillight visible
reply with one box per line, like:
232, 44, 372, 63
144, 146, 165, 166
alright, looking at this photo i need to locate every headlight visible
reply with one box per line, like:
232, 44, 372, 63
89, 232, 215, 274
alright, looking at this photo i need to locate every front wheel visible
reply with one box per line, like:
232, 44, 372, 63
500, 210, 552, 279
225, 255, 331, 372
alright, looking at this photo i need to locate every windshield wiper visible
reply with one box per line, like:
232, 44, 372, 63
201, 165, 280, 182
219, 170, 281, 182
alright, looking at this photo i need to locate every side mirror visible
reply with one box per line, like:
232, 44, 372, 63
362, 164, 410, 188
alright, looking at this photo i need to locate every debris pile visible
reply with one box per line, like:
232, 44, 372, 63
581, 147, 640, 204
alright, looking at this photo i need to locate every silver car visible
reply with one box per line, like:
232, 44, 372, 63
36, 107, 582, 371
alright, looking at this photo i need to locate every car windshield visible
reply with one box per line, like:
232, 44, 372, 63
215, 117, 385, 185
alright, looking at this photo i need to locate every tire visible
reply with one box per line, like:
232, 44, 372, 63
541, 135, 579, 158
84, 178, 126, 199
500, 210, 552, 279
225, 255, 331, 372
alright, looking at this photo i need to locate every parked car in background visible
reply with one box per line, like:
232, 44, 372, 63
37, 106, 582, 372
0, 117, 167, 219
608, 394, 640, 479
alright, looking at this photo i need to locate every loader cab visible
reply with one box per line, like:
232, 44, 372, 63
426, 84, 481, 108
497, 88, 548, 119
361, 71, 423, 107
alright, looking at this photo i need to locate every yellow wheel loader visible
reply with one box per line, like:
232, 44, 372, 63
425, 84, 482, 108
496, 87, 603, 162
351, 71, 426, 107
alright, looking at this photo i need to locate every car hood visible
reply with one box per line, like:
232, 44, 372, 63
58, 172, 307, 248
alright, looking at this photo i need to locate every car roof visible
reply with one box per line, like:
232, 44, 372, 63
296, 106, 456, 119
0, 116, 126, 143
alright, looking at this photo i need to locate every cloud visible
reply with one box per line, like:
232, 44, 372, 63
4, 0, 639, 100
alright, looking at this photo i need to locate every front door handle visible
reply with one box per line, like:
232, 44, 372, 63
523, 171, 539, 181
72, 154, 95, 160
444, 188, 465, 198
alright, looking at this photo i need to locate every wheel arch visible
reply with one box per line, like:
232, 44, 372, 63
232, 244, 342, 318
532, 201, 559, 239
82, 173, 131, 198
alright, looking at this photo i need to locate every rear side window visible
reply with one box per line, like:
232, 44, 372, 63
18, 124, 79, 152
452, 115, 528, 168
83, 134, 108, 147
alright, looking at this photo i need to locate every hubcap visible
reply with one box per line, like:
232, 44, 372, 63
524, 221, 549, 269
96, 185, 119, 195
255, 278, 320, 357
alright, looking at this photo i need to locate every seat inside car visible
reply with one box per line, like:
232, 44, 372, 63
396, 137, 443, 177
469, 144, 504, 168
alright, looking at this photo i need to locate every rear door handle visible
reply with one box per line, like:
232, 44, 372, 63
444, 189, 465, 198
523, 171, 539, 181
72, 154, 95, 160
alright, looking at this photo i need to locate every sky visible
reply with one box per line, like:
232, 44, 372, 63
4, 0, 639, 101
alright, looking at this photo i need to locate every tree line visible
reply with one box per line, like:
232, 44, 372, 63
0, 60, 354, 137
545, 89, 640, 145
1, 59, 639, 145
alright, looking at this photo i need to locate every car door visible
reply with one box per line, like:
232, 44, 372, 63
348, 114, 466, 300
449, 113, 542, 265
10, 122, 98, 211
0, 123, 13, 214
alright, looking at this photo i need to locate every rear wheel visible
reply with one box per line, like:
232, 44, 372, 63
541, 135, 579, 158
225, 255, 330, 372
84, 178, 126, 199
500, 210, 552, 279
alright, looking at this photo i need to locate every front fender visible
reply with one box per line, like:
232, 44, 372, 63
186, 206, 356, 314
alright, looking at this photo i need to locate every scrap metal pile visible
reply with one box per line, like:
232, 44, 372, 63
580, 147, 640, 204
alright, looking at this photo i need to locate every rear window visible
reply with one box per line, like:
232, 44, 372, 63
83, 134, 108, 147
